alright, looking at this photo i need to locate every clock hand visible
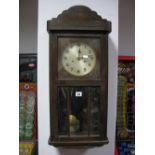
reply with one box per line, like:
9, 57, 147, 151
77, 48, 81, 60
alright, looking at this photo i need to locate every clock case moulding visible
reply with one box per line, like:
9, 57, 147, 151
47, 5, 111, 147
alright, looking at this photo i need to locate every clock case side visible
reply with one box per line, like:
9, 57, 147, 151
47, 5, 111, 147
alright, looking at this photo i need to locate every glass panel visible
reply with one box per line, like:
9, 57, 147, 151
57, 87, 68, 135
70, 87, 88, 135
57, 86, 101, 137
90, 87, 100, 135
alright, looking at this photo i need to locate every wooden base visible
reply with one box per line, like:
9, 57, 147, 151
48, 137, 109, 147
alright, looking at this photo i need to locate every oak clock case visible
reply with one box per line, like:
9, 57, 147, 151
47, 5, 111, 147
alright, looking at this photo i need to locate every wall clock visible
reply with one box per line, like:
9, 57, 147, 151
47, 5, 111, 146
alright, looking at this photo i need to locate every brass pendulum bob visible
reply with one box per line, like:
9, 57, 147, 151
69, 114, 80, 134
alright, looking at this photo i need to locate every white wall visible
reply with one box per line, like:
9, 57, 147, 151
119, 0, 135, 56
19, 0, 37, 53
38, 0, 118, 155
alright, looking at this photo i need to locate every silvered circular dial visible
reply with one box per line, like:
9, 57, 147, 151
62, 43, 96, 76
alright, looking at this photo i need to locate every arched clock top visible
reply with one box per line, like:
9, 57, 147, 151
47, 5, 111, 32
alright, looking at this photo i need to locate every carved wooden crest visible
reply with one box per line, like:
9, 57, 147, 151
47, 5, 111, 32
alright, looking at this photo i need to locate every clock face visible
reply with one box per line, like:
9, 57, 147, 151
62, 43, 96, 76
